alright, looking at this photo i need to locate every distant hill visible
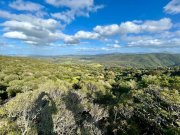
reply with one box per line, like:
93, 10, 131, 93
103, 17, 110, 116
2, 53, 180, 68
34, 53, 180, 68
88, 53, 180, 67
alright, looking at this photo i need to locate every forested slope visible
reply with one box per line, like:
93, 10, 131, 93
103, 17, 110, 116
38, 53, 180, 68
90, 53, 180, 67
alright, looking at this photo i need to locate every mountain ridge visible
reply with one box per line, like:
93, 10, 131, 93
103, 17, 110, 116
1, 53, 180, 68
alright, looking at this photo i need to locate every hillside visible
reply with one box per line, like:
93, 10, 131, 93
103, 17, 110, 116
91, 53, 180, 67
0, 56, 179, 135
36, 53, 180, 68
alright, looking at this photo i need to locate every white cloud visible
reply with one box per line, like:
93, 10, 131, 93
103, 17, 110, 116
115, 40, 119, 44
76, 47, 116, 52
128, 39, 164, 46
0, 11, 66, 45
9, 0, 44, 12
51, 10, 75, 24
94, 24, 119, 36
3, 31, 27, 40
0, 2, 178, 50
119, 21, 141, 34
120, 18, 172, 33
2, 20, 35, 30
24, 41, 38, 45
64, 36, 79, 44
107, 44, 121, 48
141, 18, 172, 32
35, 10, 49, 17
164, 0, 180, 14
0, 0, 104, 46
127, 38, 180, 47
75, 31, 99, 40
49, 0, 104, 24
0, 10, 61, 30
0, 10, 81, 45
124, 29, 180, 47
94, 18, 172, 37
1, 20, 61, 45
46, 0, 93, 9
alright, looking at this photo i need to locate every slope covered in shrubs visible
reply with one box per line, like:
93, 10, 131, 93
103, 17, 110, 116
0, 56, 179, 135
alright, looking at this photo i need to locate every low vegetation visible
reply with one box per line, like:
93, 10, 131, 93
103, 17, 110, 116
0, 56, 179, 135
38, 53, 180, 68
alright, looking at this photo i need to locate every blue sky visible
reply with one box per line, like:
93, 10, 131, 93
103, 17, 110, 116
0, 0, 180, 55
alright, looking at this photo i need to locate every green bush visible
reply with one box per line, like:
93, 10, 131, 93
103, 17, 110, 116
7, 86, 22, 97
0, 119, 21, 135
4, 75, 19, 84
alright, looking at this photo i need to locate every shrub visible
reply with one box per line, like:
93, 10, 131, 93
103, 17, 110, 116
4, 75, 19, 84
7, 86, 22, 97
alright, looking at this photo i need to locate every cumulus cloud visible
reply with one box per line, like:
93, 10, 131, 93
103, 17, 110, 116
49, 0, 104, 24
9, 0, 44, 12
106, 40, 121, 48
94, 18, 172, 37
0, 0, 104, 46
0, 10, 88, 45
94, 24, 119, 36
24, 41, 38, 45
3, 31, 27, 40
124, 30, 180, 47
164, 0, 180, 14
63, 36, 79, 45
0, 0, 178, 50
107, 44, 121, 48
46, 0, 94, 9
51, 10, 75, 24
62, 31, 100, 44
0, 10, 67, 45
0, 10, 60, 30
128, 39, 164, 46
75, 31, 100, 40
141, 18, 172, 32
127, 38, 180, 47
119, 21, 141, 34
0, 11, 175, 47
76, 47, 116, 52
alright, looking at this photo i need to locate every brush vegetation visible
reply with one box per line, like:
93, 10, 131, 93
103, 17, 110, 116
0, 55, 180, 135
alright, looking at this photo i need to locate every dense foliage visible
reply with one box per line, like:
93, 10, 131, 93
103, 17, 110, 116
0, 56, 179, 135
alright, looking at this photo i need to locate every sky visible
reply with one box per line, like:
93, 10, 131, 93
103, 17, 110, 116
0, 0, 180, 56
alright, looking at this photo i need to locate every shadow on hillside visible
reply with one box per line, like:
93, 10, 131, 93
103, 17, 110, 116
62, 91, 98, 134
32, 92, 57, 135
